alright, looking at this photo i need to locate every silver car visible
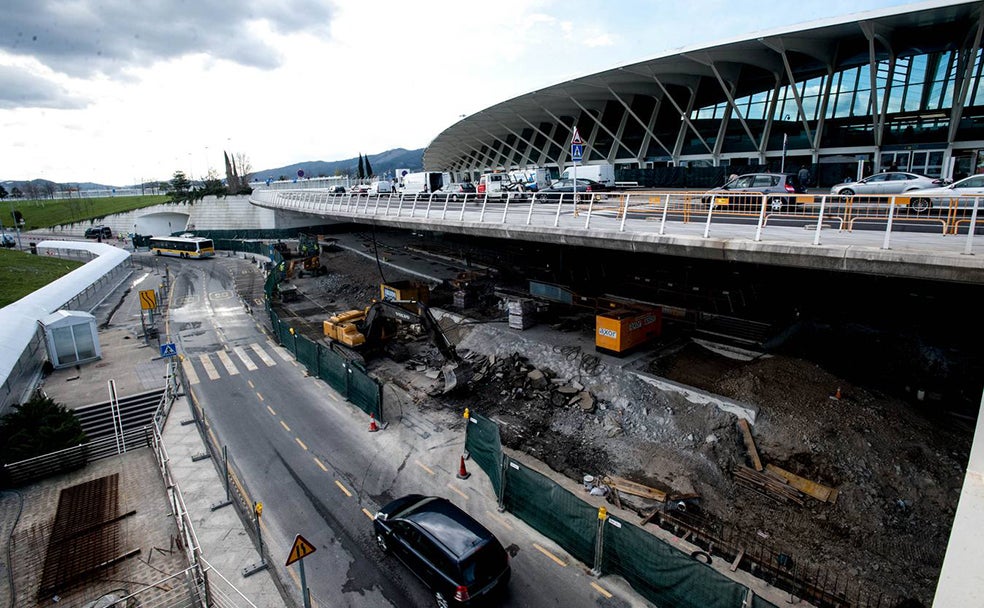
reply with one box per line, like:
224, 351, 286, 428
830, 172, 942, 196
904, 174, 984, 212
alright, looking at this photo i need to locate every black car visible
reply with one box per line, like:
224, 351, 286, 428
537, 178, 610, 201
374, 494, 510, 607
85, 226, 113, 239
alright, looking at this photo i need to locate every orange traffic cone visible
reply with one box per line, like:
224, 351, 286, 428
456, 455, 471, 480
830, 387, 842, 401
368, 414, 380, 432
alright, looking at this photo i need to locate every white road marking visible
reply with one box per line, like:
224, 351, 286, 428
250, 343, 277, 366
234, 346, 258, 371
273, 345, 295, 363
182, 359, 200, 385
216, 350, 239, 375
199, 354, 220, 380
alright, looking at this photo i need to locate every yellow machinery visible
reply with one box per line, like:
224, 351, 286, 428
595, 306, 662, 356
380, 281, 430, 304
323, 309, 369, 347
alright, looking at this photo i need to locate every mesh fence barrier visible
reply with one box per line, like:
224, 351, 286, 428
502, 458, 597, 567
319, 346, 349, 395
601, 513, 750, 608
296, 335, 319, 375
464, 412, 503, 499
348, 365, 382, 418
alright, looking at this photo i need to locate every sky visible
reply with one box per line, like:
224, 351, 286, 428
1, 0, 920, 186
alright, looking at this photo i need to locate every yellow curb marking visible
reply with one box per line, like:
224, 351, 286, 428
416, 461, 435, 475
247, 380, 254, 389
296, 437, 308, 450
335, 480, 352, 497
446, 483, 468, 500
362, 508, 374, 519
533, 543, 567, 567
280, 420, 291, 432
314, 458, 328, 472
590, 582, 612, 598
266, 405, 276, 416
256, 392, 264, 402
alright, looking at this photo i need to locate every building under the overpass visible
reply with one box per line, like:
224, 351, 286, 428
425, 0, 984, 188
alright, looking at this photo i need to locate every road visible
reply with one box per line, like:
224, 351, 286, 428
165, 254, 645, 608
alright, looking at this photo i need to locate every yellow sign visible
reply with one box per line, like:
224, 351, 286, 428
139, 289, 157, 310
285, 534, 317, 566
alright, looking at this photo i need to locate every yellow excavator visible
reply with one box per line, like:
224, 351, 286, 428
324, 299, 467, 392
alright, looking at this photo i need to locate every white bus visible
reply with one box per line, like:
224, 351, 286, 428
149, 235, 216, 258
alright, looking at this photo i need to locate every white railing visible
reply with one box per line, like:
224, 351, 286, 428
250, 189, 983, 257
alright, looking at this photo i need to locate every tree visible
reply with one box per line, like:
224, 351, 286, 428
0, 185, 7, 200
365, 154, 374, 178
169, 170, 192, 202
0, 395, 87, 464
10, 187, 22, 198
357, 154, 365, 180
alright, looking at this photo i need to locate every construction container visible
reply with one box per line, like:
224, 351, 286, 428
529, 280, 574, 305
595, 307, 661, 355
381, 280, 430, 304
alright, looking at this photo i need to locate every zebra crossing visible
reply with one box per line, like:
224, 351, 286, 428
182, 341, 293, 385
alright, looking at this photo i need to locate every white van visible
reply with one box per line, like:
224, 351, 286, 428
368, 180, 394, 195
477, 173, 514, 198
561, 163, 615, 187
401, 172, 448, 195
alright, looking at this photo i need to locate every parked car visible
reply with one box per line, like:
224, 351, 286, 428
903, 174, 984, 213
436, 182, 478, 201
328, 185, 346, 194
830, 172, 943, 197
374, 494, 511, 607
1, 234, 15, 248
537, 178, 610, 201
350, 184, 371, 194
85, 226, 113, 239
702, 173, 807, 211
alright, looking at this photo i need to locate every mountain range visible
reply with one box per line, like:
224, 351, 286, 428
1, 148, 426, 191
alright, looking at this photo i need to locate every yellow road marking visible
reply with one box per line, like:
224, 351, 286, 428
447, 483, 468, 500
247, 380, 254, 389
216, 350, 239, 375
533, 543, 567, 567
362, 508, 374, 519
199, 354, 220, 380
280, 420, 291, 432
487, 511, 513, 531
266, 405, 276, 416
256, 392, 264, 401
335, 480, 352, 497
416, 461, 435, 475
296, 437, 308, 450
590, 582, 612, 598
314, 458, 328, 472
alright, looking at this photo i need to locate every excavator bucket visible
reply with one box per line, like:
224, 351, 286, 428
441, 362, 472, 394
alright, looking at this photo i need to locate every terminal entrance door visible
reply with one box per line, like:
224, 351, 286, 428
882, 150, 945, 178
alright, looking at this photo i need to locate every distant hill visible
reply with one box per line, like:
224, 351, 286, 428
252, 148, 424, 182
1, 179, 115, 193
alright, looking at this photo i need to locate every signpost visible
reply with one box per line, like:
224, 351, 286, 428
286, 534, 317, 608
571, 127, 584, 202
159, 343, 178, 358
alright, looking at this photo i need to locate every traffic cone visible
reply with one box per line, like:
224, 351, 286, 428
830, 387, 842, 401
368, 413, 380, 432
456, 455, 471, 480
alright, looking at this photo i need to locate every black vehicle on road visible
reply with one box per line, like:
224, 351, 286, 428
85, 226, 113, 239
536, 178, 610, 201
374, 494, 511, 607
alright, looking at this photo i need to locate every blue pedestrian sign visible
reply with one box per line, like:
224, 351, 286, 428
571, 144, 584, 162
160, 343, 178, 358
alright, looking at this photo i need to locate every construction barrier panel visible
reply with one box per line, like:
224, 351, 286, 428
502, 458, 597, 567
601, 512, 755, 608
295, 335, 319, 375
463, 412, 504, 499
347, 363, 382, 418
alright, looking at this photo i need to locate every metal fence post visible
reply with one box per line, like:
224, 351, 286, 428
591, 506, 608, 576
882, 196, 897, 250
963, 197, 979, 255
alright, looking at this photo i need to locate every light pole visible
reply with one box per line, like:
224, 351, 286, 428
8, 200, 22, 249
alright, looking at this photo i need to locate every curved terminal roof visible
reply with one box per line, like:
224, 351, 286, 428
0, 242, 130, 387
424, 0, 981, 171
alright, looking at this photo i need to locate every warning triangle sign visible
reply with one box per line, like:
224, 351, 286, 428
285, 534, 317, 566
571, 127, 583, 145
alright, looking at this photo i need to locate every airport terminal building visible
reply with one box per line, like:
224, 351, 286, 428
425, 0, 984, 188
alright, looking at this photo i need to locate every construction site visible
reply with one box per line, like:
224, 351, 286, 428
267, 229, 978, 607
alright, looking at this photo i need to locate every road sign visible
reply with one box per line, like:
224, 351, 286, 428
159, 343, 177, 358
285, 534, 317, 566
571, 127, 583, 145
571, 144, 584, 162
139, 289, 157, 310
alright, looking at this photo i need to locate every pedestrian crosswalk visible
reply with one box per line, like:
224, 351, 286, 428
182, 341, 281, 385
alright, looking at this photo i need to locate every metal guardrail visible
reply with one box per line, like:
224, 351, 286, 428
251, 189, 982, 257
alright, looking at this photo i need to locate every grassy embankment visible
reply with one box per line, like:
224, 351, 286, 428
0, 250, 84, 307
5, 194, 168, 231
0, 194, 164, 306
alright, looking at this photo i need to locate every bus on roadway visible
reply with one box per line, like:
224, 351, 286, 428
149, 235, 216, 258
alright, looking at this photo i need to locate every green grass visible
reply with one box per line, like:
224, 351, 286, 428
4, 194, 168, 231
0, 250, 83, 307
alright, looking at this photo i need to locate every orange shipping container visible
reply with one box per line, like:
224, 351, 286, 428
595, 308, 661, 355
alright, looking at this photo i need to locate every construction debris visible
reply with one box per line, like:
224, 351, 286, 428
737, 418, 763, 471
765, 464, 839, 504
732, 465, 805, 506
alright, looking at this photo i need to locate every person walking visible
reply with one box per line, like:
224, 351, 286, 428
797, 165, 810, 188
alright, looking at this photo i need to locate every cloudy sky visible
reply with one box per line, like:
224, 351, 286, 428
2, 0, 917, 186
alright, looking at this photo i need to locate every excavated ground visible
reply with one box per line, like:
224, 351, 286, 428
277, 243, 973, 607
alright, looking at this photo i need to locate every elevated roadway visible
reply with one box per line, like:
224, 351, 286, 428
250, 189, 984, 285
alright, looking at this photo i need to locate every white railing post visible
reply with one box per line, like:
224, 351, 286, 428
963, 197, 980, 255
702, 196, 715, 238
620, 193, 633, 233
526, 193, 536, 225
658, 194, 669, 235
584, 195, 596, 229
813, 195, 828, 246
459, 195, 467, 221
500, 196, 510, 224
753, 194, 768, 241
882, 196, 897, 250
554, 194, 565, 228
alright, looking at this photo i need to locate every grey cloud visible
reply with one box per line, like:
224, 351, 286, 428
0, 0, 335, 77
0, 65, 89, 109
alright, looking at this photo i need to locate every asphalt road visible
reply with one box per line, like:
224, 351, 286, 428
165, 254, 644, 608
